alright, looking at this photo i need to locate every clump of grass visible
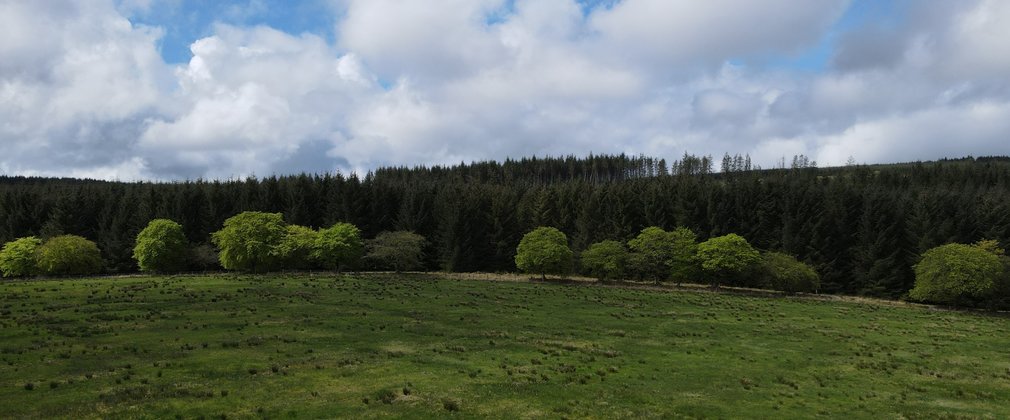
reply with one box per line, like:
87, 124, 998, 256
442, 398, 461, 412
375, 389, 397, 404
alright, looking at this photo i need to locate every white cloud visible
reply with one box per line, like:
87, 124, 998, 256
589, 0, 850, 73
2, 0, 1010, 180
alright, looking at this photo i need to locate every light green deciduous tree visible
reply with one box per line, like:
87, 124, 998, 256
211, 212, 287, 272
313, 222, 364, 271
277, 225, 319, 270
0, 236, 42, 277
759, 252, 820, 294
909, 243, 1003, 304
697, 233, 761, 287
581, 240, 628, 281
515, 227, 573, 280
627, 227, 675, 281
36, 235, 104, 276
667, 227, 700, 285
133, 219, 189, 273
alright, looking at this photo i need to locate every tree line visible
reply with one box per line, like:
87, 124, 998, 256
1, 154, 1010, 299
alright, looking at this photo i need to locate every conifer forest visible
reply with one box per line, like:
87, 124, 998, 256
3, 154, 1009, 299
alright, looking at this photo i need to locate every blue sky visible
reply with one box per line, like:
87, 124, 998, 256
2, 0, 1009, 180
130, 0, 340, 63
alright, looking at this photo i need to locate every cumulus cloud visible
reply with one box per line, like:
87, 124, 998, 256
1, 0, 1010, 179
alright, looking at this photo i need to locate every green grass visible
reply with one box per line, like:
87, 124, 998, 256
1, 274, 1009, 419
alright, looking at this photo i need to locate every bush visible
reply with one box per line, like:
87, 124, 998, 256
909, 243, 1003, 305
211, 212, 287, 272
0, 236, 41, 277
581, 240, 628, 281
133, 219, 189, 273
696, 234, 760, 287
515, 227, 573, 280
312, 223, 363, 271
36, 235, 104, 276
759, 252, 819, 294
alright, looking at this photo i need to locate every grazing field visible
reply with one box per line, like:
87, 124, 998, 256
1, 274, 1009, 418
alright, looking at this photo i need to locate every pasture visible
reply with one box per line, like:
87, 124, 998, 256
1, 274, 1008, 418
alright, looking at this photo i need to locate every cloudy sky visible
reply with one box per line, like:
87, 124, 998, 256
2, 0, 1009, 180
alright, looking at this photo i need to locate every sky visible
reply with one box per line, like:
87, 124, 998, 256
2, 0, 1010, 180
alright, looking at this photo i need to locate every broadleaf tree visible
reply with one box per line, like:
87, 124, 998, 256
581, 240, 628, 281
759, 252, 820, 294
515, 227, 573, 280
627, 227, 675, 281
312, 222, 364, 271
211, 212, 287, 272
909, 242, 1003, 304
277, 225, 319, 270
133, 219, 189, 273
696, 233, 761, 287
36, 235, 104, 276
0, 236, 42, 278
667, 227, 700, 285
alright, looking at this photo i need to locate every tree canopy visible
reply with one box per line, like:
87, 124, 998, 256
277, 224, 319, 270
581, 240, 628, 281
627, 227, 677, 281
909, 242, 1004, 304
759, 252, 820, 294
697, 234, 761, 286
313, 222, 364, 271
0, 236, 41, 277
515, 227, 573, 280
36, 235, 103, 276
133, 219, 189, 273
667, 227, 700, 285
211, 212, 287, 272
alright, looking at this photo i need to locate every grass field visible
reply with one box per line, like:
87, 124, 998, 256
1, 273, 1009, 419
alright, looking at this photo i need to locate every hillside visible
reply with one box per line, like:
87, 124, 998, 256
1, 274, 1008, 418
2, 155, 1010, 298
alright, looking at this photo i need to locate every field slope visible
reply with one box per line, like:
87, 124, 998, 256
1, 274, 1008, 418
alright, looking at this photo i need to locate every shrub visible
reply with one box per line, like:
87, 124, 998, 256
0, 236, 41, 277
133, 219, 189, 273
696, 234, 760, 287
312, 223, 363, 271
581, 240, 628, 281
909, 243, 1003, 305
36, 235, 104, 276
515, 227, 573, 280
211, 212, 286, 272
759, 252, 819, 294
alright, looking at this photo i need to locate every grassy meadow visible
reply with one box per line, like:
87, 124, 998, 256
1, 273, 1009, 418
